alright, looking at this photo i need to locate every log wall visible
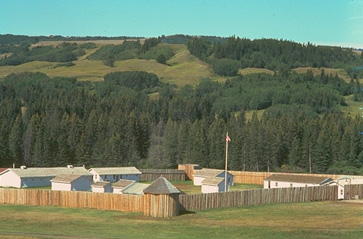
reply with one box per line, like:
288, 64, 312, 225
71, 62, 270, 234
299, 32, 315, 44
344, 184, 363, 200
179, 185, 338, 212
0, 188, 143, 212
230, 171, 341, 185
140, 169, 186, 181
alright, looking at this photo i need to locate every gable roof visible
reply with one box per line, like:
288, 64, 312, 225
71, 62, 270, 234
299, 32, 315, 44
122, 183, 149, 195
143, 176, 181, 195
194, 168, 232, 178
113, 179, 136, 189
2, 167, 91, 178
264, 174, 332, 185
92, 181, 111, 188
0, 168, 7, 173
90, 167, 141, 175
51, 174, 88, 183
201, 177, 224, 186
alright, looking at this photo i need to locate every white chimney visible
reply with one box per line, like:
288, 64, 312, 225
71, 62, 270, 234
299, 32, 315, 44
20, 165, 27, 170
67, 165, 74, 168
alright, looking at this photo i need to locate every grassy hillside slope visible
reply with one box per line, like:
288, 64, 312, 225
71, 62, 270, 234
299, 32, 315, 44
0, 43, 223, 87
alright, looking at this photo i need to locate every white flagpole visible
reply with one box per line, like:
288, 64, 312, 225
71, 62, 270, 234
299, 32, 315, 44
224, 132, 229, 192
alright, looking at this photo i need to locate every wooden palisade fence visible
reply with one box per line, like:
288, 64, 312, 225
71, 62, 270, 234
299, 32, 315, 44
0, 188, 143, 212
179, 186, 338, 212
1, 185, 355, 217
140, 169, 186, 181
344, 184, 363, 200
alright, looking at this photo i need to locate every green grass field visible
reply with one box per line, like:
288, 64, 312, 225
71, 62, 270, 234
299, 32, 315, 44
0, 201, 362, 238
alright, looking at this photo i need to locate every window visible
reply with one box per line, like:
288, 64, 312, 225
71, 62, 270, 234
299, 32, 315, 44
113, 175, 116, 179
340, 189, 343, 195
105, 175, 107, 180
95, 175, 98, 180
275, 182, 278, 187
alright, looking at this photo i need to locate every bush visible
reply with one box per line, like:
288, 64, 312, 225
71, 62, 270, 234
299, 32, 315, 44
212, 58, 240, 76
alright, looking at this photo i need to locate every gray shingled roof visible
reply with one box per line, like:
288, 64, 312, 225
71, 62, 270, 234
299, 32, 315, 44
143, 176, 181, 194
90, 167, 141, 175
51, 174, 86, 183
264, 174, 332, 185
2, 167, 91, 178
92, 181, 111, 188
112, 179, 136, 188
201, 177, 224, 186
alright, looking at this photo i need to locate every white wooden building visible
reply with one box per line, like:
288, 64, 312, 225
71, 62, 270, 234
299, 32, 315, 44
89, 167, 141, 183
51, 174, 93, 191
263, 174, 333, 189
0, 166, 91, 188
201, 177, 228, 193
336, 175, 363, 200
193, 168, 234, 187
91, 181, 113, 193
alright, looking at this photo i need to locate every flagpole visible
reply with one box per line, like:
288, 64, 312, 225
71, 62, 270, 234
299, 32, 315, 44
224, 132, 229, 192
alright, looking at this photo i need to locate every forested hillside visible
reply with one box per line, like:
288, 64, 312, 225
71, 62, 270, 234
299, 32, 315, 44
0, 70, 362, 174
0, 34, 362, 174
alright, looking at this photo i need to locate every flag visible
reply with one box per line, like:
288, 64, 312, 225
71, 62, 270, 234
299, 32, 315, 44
226, 135, 231, 142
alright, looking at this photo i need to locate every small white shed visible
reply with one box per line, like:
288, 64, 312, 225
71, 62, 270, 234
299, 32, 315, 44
92, 181, 113, 193
51, 174, 93, 191
193, 168, 234, 187
89, 167, 141, 183
201, 177, 228, 193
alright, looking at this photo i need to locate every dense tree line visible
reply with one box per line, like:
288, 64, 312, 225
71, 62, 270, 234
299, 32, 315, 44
0, 71, 362, 174
0, 42, 87, 66
187, 36, 363, 78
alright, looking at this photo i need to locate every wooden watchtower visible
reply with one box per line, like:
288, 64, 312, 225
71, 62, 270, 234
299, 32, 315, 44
143, 176, 181, 217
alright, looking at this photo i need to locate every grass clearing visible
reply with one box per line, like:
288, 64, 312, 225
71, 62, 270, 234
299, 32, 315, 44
0, 201, 362, 238
239, 67, 274, 75
293, 67, 351, 82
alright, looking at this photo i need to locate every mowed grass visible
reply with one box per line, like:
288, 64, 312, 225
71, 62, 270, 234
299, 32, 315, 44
0, 201, 362, 239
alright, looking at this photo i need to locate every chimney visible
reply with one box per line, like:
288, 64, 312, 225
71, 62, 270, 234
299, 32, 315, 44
67, 165, 74, 169
20, 165, 27, 170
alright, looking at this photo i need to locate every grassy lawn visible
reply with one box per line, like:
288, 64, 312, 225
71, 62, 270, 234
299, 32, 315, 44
0, 201, 362, 238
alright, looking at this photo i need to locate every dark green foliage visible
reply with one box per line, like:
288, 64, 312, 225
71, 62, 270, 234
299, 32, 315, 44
140, 38, 159, 53
104, 71, 161, 91
156, 54, 167, 64
88, 41, 141, 61
211, 58, 240, 76
0, 71, 362, 174
187, 36, 362, 75
0, 42, 83, 66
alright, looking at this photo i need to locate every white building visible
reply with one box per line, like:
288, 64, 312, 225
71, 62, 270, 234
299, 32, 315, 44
193, 168, 234, 187
336, 175, 363, 200
263, 174, 333, 189
89, 167, 141, 183
91, 181, 113, 193
112, 179, 136, 194
51, 174, 93, 191
201, 177, 228, 193
0, 166, 91, 188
